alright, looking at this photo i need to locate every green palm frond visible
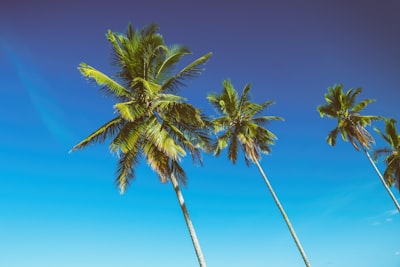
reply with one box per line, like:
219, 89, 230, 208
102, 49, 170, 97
252, 116, 284, 126
221, 80, 239, 117
156, 45, 191, 80
143, 141, 170, 183
70, 117, 123, 152
176, 52, 212, 79
161, 52, 212, 93
228, 127, 239, 164
385, 118, 399, 148
110, 121, 144, 155
78, 63, 131, 98
238, 83, 251, 112
317, 104, 337, 118
132, 77, 162, 97
171, 160, 188, 185
214, 129, 231, 156
351, 98, 375, 113
144, 117, 186, 161
114, 100, 147, 122
115, 147, 140, 194
326, 127, 339, 146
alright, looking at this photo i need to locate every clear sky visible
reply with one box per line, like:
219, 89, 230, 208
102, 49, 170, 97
1, 0, 399, 266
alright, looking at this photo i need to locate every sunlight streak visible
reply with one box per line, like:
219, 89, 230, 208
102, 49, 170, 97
2, 41, 74, 146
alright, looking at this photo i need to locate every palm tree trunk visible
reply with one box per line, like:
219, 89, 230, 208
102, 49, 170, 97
363, 148, 400, 212
170, 174, 207, 267
254, 160, 311, 267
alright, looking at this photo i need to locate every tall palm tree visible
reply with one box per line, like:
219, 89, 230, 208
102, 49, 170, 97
317, 84, 400, 212
374, 118, 400, 193
70, 23, 212, 266
207, 79, 311, 267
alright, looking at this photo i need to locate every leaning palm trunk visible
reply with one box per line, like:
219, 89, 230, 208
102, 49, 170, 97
170, 174, 207, 267
363, 148, 400, 212
254, 161, 311, 267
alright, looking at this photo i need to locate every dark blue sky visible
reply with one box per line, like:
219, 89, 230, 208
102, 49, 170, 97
1, 1, 400, 266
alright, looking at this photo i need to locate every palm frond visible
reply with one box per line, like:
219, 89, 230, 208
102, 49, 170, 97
161, 52, 212, 92
144, 117, 186, 161
326, 127, 339, 146
373, 148, 393, 161
252, 115, 284, 126
374, 126, 391, 146
351, 98, 375, 113
78, 63, 130, 98
171, 160, 187, 185
238, 83, 251, 112
142, 142, 172, 183
317, 104, 337, 118
70, 117, 123, 152
385, 118, 399, 148
155, 45, 191, 80
114, 100, 147, 122
115, 148, 140, 194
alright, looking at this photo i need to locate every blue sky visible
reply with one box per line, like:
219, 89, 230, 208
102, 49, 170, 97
1, 0, 399, 266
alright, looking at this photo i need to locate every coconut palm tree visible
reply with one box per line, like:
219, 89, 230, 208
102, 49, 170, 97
207, 79, 311, 267
317, 84, 400, 212
374, 118, 400, 193
70, 23, 212, 266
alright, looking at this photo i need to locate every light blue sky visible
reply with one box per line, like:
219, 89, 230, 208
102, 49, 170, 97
1, 1, 399, 266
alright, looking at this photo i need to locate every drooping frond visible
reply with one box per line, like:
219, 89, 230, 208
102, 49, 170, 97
70, 117, 123, 152
144, 117, 186, 161
214, 128, 232, 157
115, 148, 140, 194
142, 141, 170, 183
326, 127, 340, 147
228, 126, 239, 164
170, 160, 187, 185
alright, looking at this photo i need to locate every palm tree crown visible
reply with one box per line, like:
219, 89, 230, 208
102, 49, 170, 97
374, 118, 400, 191
207, 79, 283, 165
317, 83, 381, 150
70, 23, 212, 193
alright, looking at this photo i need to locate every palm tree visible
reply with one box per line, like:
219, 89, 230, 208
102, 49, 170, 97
374, 118, 400, 193
317, 84, 400, 212
70, 23, 212, 266
207, 79, 311, 267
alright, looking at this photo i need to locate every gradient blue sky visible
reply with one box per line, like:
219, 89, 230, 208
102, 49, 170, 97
1, 1, 400, 266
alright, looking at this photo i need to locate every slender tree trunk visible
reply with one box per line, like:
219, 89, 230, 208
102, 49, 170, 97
254, 160, 311, 267
363, 148, 400, 212
170, 174, 207, 267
